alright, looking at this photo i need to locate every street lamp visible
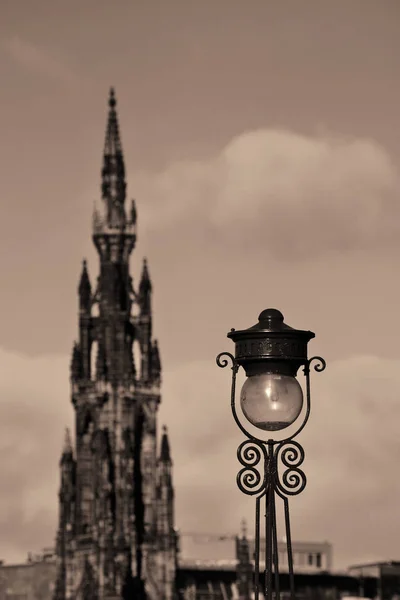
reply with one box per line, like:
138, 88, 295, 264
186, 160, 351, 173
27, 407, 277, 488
217, 308, 326, 600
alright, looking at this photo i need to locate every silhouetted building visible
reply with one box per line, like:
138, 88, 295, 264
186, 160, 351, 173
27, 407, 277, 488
0, 540, 380, 600
246, 540, 333, 574
53, 88, 177, 600
349, 561, 400, 600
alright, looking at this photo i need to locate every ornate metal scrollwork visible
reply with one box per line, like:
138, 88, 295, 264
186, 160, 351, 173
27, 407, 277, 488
216, 351, 236, 370
275, 440, 307, 497
236, 440, 267, 496
309, 355, 327, 373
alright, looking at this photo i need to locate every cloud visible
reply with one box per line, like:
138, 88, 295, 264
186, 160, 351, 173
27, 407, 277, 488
132, 129, 400, 260
4, 36, 80, 88
2, 346, 400, 570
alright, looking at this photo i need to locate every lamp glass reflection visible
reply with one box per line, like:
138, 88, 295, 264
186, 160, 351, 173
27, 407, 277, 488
240, 373, 303, 431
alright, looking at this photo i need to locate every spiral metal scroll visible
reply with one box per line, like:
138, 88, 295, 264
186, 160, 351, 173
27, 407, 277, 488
308, 355, 326, 373
275, 440, 306, 497
236, 440, 267, 496
216, 351, 236, 370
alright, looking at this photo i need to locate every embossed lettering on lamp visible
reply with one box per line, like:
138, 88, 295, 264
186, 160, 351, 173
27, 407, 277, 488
217, 308, 326, 600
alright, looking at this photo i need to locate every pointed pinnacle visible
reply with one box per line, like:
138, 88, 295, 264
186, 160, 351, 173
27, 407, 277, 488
101, 87, 126, 222
104, 88, 122, 155
160, 425, 171, 462
109, 87, 116, 108
79, 259, 91, 294
241, 518, 247, 539
141, 257, 150, 280
63, 428, 73, 455
130, 198, 137, 225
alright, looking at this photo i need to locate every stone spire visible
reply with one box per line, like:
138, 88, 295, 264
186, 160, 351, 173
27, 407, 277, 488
101, 87, 127, 229
78, 259, 91, 312
160, 425, 171, 463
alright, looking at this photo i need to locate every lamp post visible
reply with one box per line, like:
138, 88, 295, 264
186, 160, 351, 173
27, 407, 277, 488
217, 308, 326, 600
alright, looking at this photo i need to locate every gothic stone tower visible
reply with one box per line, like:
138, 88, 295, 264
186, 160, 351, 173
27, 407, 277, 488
53, 89, 178, 600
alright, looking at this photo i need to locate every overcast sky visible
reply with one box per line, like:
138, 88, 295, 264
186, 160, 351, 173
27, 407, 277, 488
1, 0, 400, 570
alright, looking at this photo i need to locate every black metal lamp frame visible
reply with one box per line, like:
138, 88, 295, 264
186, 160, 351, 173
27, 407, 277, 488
216, 309, 326, 600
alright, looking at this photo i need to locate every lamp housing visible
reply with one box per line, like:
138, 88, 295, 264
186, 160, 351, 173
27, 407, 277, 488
227, 308, 315, 431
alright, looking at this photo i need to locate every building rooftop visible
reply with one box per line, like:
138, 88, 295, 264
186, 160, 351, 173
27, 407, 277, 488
349, 560, 400, 569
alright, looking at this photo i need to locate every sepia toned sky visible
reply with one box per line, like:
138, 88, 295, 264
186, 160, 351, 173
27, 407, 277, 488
1, 0, 400, 570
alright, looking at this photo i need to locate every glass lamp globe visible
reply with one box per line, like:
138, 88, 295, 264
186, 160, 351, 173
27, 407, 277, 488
240, 373, 303, 431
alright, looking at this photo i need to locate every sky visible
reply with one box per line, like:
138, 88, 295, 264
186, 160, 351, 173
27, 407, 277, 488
1, 0, 400, 570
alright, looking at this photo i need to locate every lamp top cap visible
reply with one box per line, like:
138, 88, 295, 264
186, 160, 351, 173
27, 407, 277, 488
227, 307, 315, 341
226, 308, 316, 368
258, 308, 285, 329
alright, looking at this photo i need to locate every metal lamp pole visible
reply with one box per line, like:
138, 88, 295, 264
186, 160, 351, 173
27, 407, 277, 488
217, 309, 326, 600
